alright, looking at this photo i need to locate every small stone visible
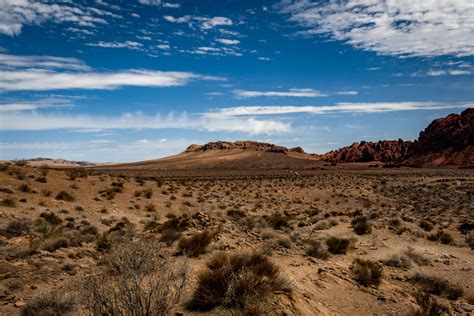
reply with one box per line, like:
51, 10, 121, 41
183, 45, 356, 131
14, 301, 26, 308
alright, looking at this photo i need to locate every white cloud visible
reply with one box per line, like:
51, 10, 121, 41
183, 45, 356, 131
279, 0, 474, 57
87, 41, 143, 49
0, 112, 290, 135
156, 44, 171, 50
0, 69, 220, 91
234, 88, 328, 98
217, 38, 240, 45
201, 17, 233, 30
0, 0, 117, 36
336, 91, 358, 96
0, 53, 91, 71
207, 102, 472, 117
163, 3, 180, 8
163, 15, 191, 23
138, 0, 161, 5
0, 53, 224, 91
0, 98, 75, 112
426, 69, 472, 76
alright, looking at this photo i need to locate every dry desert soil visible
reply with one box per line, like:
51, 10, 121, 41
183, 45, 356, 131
0, 163, 473, 315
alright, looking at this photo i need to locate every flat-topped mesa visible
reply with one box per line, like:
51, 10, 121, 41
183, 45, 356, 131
185, 141, 305, 154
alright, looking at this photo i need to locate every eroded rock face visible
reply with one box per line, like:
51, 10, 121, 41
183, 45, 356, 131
320, 140, 412, 163
185, 141, 299, 154
320, 108, 473, 166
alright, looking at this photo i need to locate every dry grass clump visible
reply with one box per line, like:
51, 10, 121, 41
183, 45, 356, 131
350, 258, 383, 287
265, 212, 290, 230
412, 292, 448, 316
410, 273, 463, 300
55, 190, 75, 202
427, 230, 453, 245
0, 198, 16, 207
466, 234, 474, 250
177, 230, 217, 257
351, 216, 372, 235
419, 220, 433, 232
0, 219, 31, 238
326, 236, 352, 254
384, 248, 430, 268
21, 292, 75, 316
187, 251, 290, 313
83, 241, 188, 316
306, 240, 330, 260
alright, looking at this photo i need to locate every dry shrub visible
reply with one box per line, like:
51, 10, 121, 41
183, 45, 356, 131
404, 248, 430, 266
21, 292, 74, 316
160, 228, 182, 246
411, 292, 448, 316
427, 230, 453, 245
0, 198, 16, 207
0, 219, 31, 238
55, 190, 75, 202
410, 273, 463, 300
306, 240, 330, 260
384, 253, 412, 269
187, 251, 290, 313
419, 220, 433, 232
177, 230, 217, 257
266, 212, 290, 230
351, 258, 383, 287
83, 241, 188, 316
326, 237, 351, 254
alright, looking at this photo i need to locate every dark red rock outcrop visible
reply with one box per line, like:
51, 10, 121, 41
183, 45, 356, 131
320, 108, 473, 166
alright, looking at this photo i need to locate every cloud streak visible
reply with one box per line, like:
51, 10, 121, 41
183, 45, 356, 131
0, 112, 290, 135
234, 88, 328, 98
207, 102, 472, 117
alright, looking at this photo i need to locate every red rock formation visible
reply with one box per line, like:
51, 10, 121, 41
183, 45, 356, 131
320, 139, 412, 163
320, 108, 473, 166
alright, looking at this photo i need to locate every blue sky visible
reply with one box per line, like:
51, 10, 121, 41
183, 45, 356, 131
0, 0, 473, 162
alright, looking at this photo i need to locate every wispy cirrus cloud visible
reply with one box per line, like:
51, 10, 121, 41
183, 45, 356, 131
0, 0, 120, 36
278, 0, 474, 58
163, 15, 233, 30
206, 102, 472, 117
0, 53, 91, 71
0, 98, 75, 112
217, 38, 240, 45
234, 88, 328, 98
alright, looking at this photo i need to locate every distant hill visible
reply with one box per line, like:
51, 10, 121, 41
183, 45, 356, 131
321, 108, 473, 166
10, 158, 97, 168
98, 140, 322, 170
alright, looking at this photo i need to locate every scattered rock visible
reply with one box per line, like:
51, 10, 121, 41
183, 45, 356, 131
14, 300, 26, 307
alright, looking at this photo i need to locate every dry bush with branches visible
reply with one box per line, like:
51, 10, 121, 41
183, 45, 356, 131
82, 240, 188, 316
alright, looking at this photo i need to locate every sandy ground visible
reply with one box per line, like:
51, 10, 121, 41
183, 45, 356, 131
0, 164, 473, 315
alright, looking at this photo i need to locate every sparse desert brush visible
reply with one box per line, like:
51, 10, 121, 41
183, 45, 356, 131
326, 236, 352, 254
18, 183, 32, 193
0, 218, 31, 238
227, 209, 246, 218
384, 253, 412, 269
266, 212, 290, 230
404, 248, 430, 266
466, 234, 474, 250
21, 292, 75, 316
427, 230, 453, 245
459, 221, 474, 235
410, 273, 463, 300
160, 227, 182, 246
351, 258, 383, 287
0, 197, 16, 207
144, 203, 156, 212
83, 241, 188, 316
419, 220, 433, 232
412, 292, 448, 316
96, 233, 112, 252
187, 251, 290, 312
351, 216, 372, 235
177, 230, 217, 257
42, 237, 69, 252
306, 240, 330, 260
35, 176, 47, 183
55, 190, 75, 202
